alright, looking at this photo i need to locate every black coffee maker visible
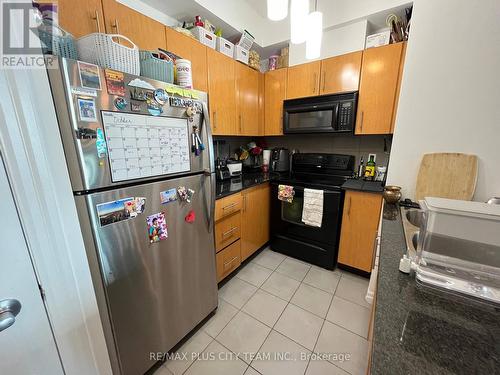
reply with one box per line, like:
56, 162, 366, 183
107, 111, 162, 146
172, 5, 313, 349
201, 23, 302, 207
271, 148, 290, 172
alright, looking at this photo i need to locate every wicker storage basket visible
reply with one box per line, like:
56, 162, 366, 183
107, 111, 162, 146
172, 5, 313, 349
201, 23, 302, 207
38, 21, 77, 59
139, 50, 174, 83
77, 33, 140, 75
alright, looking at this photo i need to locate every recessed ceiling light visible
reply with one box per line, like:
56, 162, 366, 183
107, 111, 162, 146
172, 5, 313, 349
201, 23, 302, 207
267, 0, 288, 21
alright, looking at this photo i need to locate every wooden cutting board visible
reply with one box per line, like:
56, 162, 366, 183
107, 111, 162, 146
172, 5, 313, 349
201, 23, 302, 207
415, 153, 478, 201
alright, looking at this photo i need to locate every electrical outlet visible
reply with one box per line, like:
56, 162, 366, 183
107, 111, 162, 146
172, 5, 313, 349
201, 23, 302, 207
368, 153, 377, 162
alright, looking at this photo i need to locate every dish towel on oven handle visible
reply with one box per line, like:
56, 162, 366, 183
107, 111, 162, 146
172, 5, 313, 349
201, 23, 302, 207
278, 184, 295, 203
301, 188, 323, 227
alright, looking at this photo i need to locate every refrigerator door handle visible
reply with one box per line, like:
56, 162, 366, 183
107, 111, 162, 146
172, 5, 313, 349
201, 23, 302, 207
202, 102, 215, 174
204, 169, 215, 233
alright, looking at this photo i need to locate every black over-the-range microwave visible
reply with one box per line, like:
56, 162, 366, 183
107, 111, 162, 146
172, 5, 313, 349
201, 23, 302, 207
283, 92, 358, 134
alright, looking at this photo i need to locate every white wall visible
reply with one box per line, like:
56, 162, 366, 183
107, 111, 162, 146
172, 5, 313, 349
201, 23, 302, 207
289, 20, 368, 65
387, 0, 500, 202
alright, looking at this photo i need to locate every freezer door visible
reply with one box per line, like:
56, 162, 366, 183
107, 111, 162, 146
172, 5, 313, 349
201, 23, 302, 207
48, 57, 212, 192
83, 173, 217, 375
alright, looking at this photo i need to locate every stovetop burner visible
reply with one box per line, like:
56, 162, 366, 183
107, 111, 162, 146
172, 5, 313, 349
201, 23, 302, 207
274, 153, 355, 188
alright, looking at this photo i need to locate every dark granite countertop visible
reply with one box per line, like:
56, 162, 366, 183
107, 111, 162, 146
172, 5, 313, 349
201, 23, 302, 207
341, 178, 384, 193
216, 172, 271, 200
371, 203, 500, 374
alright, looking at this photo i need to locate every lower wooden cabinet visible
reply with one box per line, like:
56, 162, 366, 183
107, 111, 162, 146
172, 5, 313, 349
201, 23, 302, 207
338, 190, 383, 272
215, 211, 241, 252
216, 240, 241, 282
214, 183, 271, 282
241, 184, 271, 261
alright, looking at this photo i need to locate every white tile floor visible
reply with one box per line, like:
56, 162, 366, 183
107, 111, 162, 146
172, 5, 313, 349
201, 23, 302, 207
155, 247, 371, 375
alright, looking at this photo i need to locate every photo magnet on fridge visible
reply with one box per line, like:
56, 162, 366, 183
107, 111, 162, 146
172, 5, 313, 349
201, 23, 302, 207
160, 188, 177, 204
77, 98, 97, 122
104, 69, 126, 96
147, 212, 168, 243
124, 197, 146, 218
97, 197, 134, 226
78, 61, 101, 90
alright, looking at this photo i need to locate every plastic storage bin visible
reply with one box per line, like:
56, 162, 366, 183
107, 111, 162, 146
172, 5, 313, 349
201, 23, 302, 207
415, 197, 500, 304
38, 21, 77, 59
77, 33, 140, 75
216, 37, 234, 58
192, 26, 216, 49
234, 45, 249, 64
139, 50, 174, 83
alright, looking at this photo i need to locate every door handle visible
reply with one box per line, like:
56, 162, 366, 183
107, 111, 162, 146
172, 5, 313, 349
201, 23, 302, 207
0, 299, 22, 333
212, 111, 217, 130
312, 73, 317, 94
239, 114, 242, 134
112, 19, 120, 34
91, 10, 101, 33
359, 111, 364, 132
322, 71, 326, 92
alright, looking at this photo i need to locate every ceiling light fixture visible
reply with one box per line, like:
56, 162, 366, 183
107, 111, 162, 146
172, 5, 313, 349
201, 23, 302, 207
290, 0, 309, 44
267, 0, 288, 21
306, 1, 322, 59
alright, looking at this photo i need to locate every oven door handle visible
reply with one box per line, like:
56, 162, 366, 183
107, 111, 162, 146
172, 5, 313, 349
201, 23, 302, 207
271, 182, 341, 195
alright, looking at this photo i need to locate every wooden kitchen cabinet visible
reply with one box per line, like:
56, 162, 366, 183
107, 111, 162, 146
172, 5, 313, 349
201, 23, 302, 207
264, 68, 287, 135
215, 211, 241, 252
100, 0, 166, 51
216, 240, 241, 282
215, 193, 242, 222
165, 27, 208, 92
286, 61, 321, 99
338, 190, 383, 272
391, 42, 407, 133
241, 184, 270, 261
236, 63, 260, 136
319, 51, 363, 95
207, 48, 237, 135
57, 0, 105, 38
355, 42, 405, 135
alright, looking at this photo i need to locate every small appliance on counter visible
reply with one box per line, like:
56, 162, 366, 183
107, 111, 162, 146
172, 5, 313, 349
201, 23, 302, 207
216, 158, 231, 181
271, 147, 290, 172
226, 159, 242, 177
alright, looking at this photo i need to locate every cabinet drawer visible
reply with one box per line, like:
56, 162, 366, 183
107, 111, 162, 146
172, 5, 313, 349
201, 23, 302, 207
216, 240, 241, 282
215, 193, 242, 221
215, 212, 241, 252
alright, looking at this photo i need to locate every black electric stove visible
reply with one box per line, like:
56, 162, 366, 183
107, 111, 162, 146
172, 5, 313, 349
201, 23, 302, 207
270, 153, 355, 270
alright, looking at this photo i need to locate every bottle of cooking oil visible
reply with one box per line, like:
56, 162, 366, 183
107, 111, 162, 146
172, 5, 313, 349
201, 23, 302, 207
364, 155, 376, 180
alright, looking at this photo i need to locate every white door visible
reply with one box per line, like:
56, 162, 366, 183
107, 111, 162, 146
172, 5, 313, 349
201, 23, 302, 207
0, 155, 64, 375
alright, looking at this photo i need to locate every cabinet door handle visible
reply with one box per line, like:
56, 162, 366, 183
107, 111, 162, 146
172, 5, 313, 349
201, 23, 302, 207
223, 256, 239, 270
222, 202, 237, 210
213, 111, 217, 130
359, 111, 364, 132
91, 10, 101, 33
222, 227, 238, 238
239, 114, 242, 134
347, 197, 352, 217
312, 73, 317, 94
322, 71, 326, 92
243, 194, 246, 212
112, 19, 121, 35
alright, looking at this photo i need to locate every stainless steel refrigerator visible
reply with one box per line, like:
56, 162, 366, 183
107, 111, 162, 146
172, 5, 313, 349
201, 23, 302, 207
47, 58, 217, 375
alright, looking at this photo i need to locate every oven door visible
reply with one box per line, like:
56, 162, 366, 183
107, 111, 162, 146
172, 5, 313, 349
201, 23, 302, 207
270, 182, 345, 269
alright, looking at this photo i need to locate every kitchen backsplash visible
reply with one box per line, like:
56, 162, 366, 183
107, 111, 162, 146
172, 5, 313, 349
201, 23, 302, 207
213, 134, 392, 169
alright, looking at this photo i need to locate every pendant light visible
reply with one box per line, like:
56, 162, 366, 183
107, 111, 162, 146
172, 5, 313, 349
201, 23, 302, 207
290, 0, 309, 44
267, 0, 288, 21
306, 1, 323, 59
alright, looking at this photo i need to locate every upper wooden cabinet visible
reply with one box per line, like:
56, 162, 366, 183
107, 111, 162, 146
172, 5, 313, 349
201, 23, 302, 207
264, 68, 287, 136
355, 43, 405, 135
236, 64, 260, 136
241, 184, 270, 261
165, 27, 208, 92
391, 42, 407, 133
101, 0, 166, 51
286, 61, 321, 99
207, 48, 237, 136
319, 51, 363, 95
57, 0, 105, 38
338, 190, 383, 272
